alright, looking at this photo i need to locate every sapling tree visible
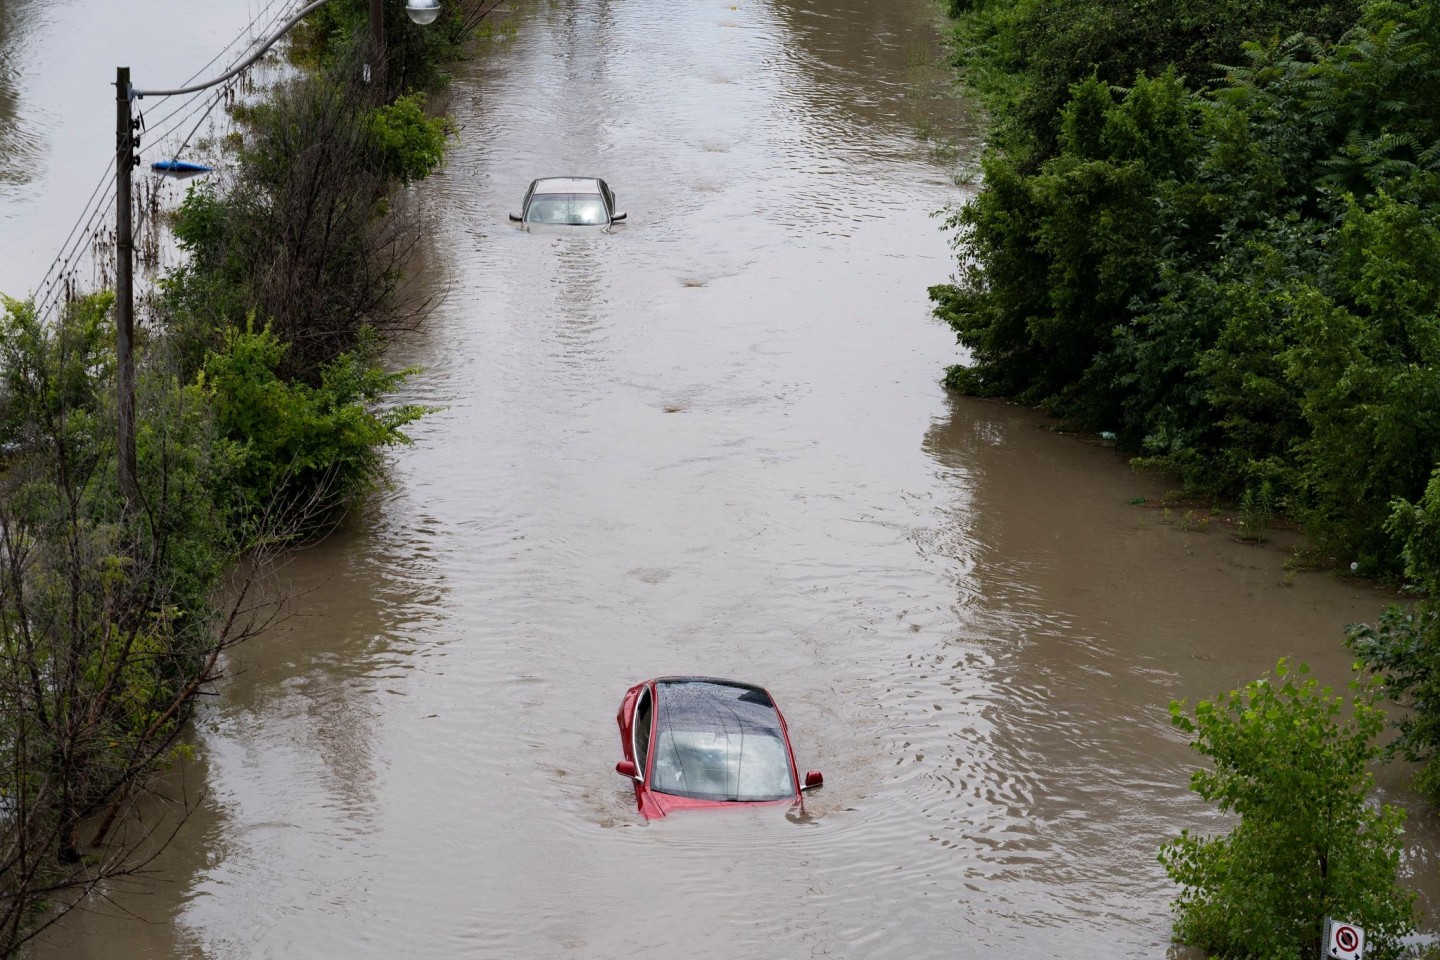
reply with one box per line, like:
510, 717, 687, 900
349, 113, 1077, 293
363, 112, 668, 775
1160, 659, 1415, 959
0, 296, 292, 953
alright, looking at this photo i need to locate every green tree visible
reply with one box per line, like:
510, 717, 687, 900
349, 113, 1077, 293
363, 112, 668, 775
288, 0, 477, 95
934, 0, 1440, 576
1347, 468, 1440, 803
168, 62, 432, 381
1160, 660, 1415, 959
0, 295, 263, 952
366, 93, 455, 184
944, 0, 1362, 165
197, 320, 428, 525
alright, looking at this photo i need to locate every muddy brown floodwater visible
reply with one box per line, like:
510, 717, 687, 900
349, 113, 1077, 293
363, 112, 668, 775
22, 0, 1440, 957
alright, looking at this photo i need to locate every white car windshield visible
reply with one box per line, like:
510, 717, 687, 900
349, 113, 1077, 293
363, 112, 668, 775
651, 729, 794, 801
525, 193, 608, 225
649, 680, 796, 802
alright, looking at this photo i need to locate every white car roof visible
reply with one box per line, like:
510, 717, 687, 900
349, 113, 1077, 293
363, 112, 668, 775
533, 177, 604, 193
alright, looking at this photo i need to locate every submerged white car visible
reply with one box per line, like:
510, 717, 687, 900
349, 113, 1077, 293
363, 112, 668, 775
509, 177, 627, 227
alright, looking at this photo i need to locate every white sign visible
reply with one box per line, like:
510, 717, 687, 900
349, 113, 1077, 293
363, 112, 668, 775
1326, 918, 1366, 960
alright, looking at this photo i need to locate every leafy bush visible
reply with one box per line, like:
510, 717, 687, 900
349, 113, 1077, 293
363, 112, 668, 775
288, 0, 476, 93
933, 0, 1440, 571
0, 0, 460, 946
0, 295, 239, 948
932, 69, 1205, 425
367, 93, 455, 184
946, 0, 1363, 165
197, 320, 428, 524
1161, 660, 1416, 958
1283, 195, 1440, 568
937, 0, 1440, 821
169, 58, 436, 380
1347, 469, 1440, 804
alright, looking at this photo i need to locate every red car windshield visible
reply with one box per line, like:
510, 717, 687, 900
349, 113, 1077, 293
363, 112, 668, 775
650, 681, 796, 802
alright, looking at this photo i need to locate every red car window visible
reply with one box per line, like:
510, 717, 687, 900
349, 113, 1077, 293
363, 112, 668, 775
651, 681, 795, 801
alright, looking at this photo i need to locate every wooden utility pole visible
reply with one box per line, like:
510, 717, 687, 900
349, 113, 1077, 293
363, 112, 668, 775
111, 0, 416, 506
370, 0, 386, 91
114, 66, 138, 505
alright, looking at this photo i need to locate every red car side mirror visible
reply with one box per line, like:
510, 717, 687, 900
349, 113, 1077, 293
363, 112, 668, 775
615, 760, 639, 780
802, 770, 823, 790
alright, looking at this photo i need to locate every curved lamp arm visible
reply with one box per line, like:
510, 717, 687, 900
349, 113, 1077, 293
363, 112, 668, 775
133, 0, 331, 99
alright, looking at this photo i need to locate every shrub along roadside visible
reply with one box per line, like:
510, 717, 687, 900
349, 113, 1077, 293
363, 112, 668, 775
933, 0, 1440, 892
933, 0, 1440, 809
0, 293, 256, 951
289, 0, 482, 94
0, 5, 469, 949
1162, 661, 1415, 959
198, 320, 429, 522
1346, 471, 1440, 805
159, 27, 452, 515
944, 0, 1363, 169
165, 55, 454, 383
933, 0, 1440, 570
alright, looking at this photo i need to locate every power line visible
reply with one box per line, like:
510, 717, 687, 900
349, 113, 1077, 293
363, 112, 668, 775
30, 0, 297, 321
140, 0, 292, 141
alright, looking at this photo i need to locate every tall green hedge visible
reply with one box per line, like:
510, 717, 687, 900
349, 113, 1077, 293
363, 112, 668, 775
937, 0, 1440, 810
934, 0, 1440, 574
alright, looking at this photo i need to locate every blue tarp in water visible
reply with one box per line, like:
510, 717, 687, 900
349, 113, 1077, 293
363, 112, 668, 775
151, 159, 213, 173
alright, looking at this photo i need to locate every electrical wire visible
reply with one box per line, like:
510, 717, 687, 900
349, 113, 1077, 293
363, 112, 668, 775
32, 0, 529, 322
136, 0, 293, 180
29, 0, 294, 320
130, 0, 303, 265
139, 0, 292, 142
32, 162, 116, 320
146, 67, 253, 173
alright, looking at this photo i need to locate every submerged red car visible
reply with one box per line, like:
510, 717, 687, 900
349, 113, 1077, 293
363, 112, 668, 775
615, 677, 823, 819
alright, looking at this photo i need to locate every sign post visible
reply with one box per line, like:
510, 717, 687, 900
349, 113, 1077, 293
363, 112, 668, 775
1324, 918, 1366, 960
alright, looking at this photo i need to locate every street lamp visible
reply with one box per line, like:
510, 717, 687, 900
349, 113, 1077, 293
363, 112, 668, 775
404, 0, 442, 25
113, 0, 440, 503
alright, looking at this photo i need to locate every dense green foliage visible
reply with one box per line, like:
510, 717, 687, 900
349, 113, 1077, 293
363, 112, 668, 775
1160, 661, 1415, 959
1347, 469, 1440, 803
0, 295, 233, 946
0, 280, 426, 954
288, 0, 479, 93
0, 5, 464, 947
946, 0, 1362, 165
0, 291, 227, 732
933, 0, 1440, 575
937, 0, 1440, 818
167, 60, 452, 382
368, 93, 456, 184
198, 321, 428, 520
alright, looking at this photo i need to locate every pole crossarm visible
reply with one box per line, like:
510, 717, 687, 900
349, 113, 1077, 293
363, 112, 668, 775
132, 0, 331, 99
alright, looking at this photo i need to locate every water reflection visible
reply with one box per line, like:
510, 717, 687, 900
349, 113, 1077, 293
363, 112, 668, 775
197, 511, 438, 940
29, 0, 1439, 956
917, 392, 1440, 946
0, 0, 47, 192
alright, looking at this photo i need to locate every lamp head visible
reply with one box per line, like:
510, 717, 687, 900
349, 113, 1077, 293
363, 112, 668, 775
405, 0, 441, 25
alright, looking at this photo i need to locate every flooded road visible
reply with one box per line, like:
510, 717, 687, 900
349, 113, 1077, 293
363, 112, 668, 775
18, 0, 1440, 957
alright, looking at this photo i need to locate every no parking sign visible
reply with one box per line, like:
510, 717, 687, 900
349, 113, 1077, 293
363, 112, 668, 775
1325, 918, 1365, 960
